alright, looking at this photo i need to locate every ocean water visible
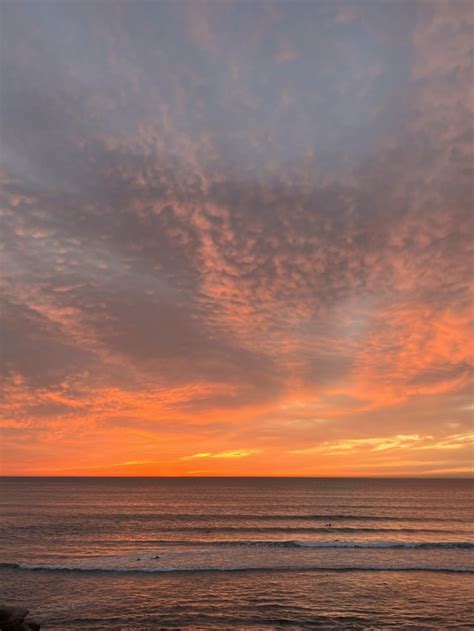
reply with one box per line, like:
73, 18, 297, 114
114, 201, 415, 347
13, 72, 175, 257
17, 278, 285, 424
0, 477, 472, 629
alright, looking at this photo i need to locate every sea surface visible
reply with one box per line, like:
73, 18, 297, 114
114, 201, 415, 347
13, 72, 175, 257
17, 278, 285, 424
0, 477, 472, 629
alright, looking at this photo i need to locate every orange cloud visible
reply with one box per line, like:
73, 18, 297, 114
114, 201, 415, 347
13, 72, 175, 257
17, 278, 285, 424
181, 449, 259, 461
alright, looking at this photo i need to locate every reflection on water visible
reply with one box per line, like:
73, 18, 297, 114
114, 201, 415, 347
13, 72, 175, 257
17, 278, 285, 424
0, 478, 472, 628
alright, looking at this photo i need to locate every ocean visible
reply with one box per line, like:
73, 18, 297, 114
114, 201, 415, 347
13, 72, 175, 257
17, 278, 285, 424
0, 477, 472, 629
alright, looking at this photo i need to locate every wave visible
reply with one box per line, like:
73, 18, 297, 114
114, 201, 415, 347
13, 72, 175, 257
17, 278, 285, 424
130, 514, 468, 522
248, 541, 474, 549
25, 513, 470, 523
127, 540, 471, 549
1, 562, 472, 574
114, 540, 473, 549
136, 525, 471, 534
11, 525, 472, 538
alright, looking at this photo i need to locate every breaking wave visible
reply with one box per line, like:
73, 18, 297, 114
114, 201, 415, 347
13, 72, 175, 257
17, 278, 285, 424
1, 562, 472, 574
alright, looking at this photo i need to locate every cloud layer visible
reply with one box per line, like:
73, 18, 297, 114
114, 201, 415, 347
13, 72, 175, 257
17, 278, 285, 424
1, 0, 472, 475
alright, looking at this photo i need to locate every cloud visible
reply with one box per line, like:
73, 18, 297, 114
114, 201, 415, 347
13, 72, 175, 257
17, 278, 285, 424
288, 432, 473, 477
0, 0, 472, 475
290, 434, 426, 455
181, 449, 259, 461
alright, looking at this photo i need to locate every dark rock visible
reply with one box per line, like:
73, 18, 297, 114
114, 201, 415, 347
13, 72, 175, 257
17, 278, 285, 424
0, 606, 29, 624
0, 604, 41, 630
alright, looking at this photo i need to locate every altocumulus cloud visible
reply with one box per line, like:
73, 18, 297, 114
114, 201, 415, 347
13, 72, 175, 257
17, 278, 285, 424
0, 0, 472, 476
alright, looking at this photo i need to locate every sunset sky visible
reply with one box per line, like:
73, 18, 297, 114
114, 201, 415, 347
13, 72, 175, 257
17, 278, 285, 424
1, 0, 473, 477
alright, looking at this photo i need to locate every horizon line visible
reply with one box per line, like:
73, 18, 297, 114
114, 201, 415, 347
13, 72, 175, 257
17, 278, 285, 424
1, 475, 472, 480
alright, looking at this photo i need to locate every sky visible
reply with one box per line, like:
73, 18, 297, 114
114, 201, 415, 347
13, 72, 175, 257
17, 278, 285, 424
0, 0, 473, 477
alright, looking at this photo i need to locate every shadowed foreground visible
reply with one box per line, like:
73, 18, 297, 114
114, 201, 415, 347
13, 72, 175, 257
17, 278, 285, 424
0, 604, 40, 631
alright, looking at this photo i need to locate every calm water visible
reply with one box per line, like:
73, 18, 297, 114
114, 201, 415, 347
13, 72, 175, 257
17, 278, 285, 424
0, 477, 473, 629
